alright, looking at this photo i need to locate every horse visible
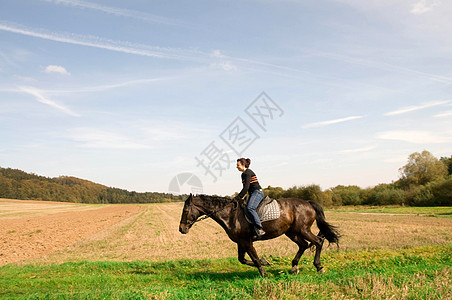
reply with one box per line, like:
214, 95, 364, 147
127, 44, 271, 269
179, 194, 340, 276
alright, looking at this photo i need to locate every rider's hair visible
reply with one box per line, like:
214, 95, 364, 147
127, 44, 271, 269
237, 158, 251, 168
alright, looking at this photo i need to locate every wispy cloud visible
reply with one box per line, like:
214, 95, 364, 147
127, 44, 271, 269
58, 76, 177, 93
19, 86, 80, 117
377, 130, 451, 144
0, 22, 200, 60
341, 146, 375, 153
312, 51, 452, 84
384, 100, 451, 116
67, 127, 151, 149
383, 156, 409, 163
4, 75, 179, 97
66, 122, 208, 149
434, 110, 452, 117
44, 65, 70, 75
302, 115, 363, 129
45, 0, 181, 26
411, 0, 441, 15
210, 50, 238, 71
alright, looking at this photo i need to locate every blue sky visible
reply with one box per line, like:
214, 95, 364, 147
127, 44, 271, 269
1, 0, 451, 196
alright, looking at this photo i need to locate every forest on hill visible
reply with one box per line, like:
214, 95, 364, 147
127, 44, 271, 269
1, 150, 451, 206
0, 168, 185, 204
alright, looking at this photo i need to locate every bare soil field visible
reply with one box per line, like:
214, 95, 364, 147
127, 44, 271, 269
0, 200, 141, 265
1, 200, 451, 266
0, 198, 108, 219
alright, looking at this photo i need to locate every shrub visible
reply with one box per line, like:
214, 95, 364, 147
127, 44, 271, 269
282, 184, 329, 206
330, 185, 363, 206
365, 184, 407, 206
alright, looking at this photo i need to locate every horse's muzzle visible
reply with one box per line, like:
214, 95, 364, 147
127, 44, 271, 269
179, 223, 189, 234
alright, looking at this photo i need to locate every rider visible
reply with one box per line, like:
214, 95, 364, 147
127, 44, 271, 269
236, 158, 265, 239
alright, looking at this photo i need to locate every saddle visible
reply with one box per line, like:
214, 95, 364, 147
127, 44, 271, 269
242, 195, 280, 224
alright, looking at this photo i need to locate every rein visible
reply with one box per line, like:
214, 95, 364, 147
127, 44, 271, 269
188, 198, 238, 226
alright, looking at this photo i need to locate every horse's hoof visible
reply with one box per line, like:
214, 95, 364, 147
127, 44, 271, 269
260, 258, 271, 266
317, 267, 325, 274
291, 267, 299, 275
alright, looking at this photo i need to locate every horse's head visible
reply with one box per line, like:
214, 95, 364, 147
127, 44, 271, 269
179, 194, 204, 234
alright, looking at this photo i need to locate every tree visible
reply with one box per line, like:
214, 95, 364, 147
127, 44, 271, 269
399, 150, 447, 187
440, 155, 452, 176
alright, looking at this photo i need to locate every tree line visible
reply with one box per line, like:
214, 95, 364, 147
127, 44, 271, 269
0, 168, 186, 204
1, 150, 451, 206
264, 150, 452, 207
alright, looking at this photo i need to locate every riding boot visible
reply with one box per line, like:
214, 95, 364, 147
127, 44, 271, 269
252, 226, 266, 240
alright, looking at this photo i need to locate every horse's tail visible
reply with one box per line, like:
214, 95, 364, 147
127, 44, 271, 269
308, 200, 340, 245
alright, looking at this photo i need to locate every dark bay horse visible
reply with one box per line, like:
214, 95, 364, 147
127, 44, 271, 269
179, 194, 340, 276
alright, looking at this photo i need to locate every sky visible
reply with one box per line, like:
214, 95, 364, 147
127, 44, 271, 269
1, 0, 451, 196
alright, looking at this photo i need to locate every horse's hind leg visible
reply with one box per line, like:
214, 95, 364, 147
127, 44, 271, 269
285, 231, 310, 274
304, 231, 325, 273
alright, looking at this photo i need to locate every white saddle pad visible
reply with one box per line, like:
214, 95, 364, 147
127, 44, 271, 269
258, 200, 280, 222
245, 199, 280, 223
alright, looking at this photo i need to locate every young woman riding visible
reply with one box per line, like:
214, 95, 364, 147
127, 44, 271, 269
236, 158, 265, 239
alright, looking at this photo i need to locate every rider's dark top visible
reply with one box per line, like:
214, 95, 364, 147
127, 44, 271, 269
238, 168, 262, 199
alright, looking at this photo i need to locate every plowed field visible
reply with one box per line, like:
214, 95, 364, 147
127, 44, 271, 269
0, 199, 140, 265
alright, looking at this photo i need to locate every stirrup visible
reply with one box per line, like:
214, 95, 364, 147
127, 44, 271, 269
252, 228, 265, 240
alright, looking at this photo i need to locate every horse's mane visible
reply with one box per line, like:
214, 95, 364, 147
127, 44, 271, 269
197, 194, 233, 207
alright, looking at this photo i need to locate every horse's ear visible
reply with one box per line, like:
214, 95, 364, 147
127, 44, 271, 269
184, 194, 192, 205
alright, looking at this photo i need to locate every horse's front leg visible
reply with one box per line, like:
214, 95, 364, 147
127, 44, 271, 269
238, 243, 254, 266
238, 244, 270, 266
238, 241, 267, 276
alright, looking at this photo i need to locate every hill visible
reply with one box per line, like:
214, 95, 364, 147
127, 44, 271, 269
0, 167, 184, 204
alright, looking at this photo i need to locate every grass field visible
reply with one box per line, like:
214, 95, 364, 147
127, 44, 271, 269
1, 245, 450, 299
328, 205, 452, 216
0, 201, 451, 299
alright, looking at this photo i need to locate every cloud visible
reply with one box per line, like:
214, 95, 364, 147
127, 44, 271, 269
434, 110, 452, 117
210, 61, 238, 71
0, 22, 198, 60
302, 115, 363, 129
382, 156, 409, 163
376, 130, 451, 143
210, 50, 238, 71
67, 127, 151, 149
384, 100, 451, 116
19, 86, 80, 116
45, 0, 181, 26
211, 50, 224, 58
312, 51, 452, 84
341, 146, 376, 153
411, 0, 440, 15
44, 65, 70, 75
71, 76, 176, 92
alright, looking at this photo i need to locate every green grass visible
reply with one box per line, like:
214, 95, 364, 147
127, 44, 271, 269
1, 245, 450, 299
328, 206, 452, 216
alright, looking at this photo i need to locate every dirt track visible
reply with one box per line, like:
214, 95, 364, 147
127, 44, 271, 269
0, 200, 140, 266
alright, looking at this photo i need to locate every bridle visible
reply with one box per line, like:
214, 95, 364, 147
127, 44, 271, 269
186, 197, 238, 226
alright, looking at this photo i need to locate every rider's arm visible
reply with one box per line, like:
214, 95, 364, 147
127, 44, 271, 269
237, 171, 251, 199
